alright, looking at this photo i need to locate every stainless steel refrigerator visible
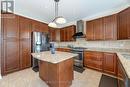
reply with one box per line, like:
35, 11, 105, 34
31, 32, 50, 72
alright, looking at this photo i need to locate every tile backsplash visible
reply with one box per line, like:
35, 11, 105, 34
54, 38, 130, 49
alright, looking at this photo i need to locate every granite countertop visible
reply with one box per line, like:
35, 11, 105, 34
31, 51, 78, 64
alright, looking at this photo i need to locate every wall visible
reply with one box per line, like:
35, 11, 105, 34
55, 38, 130, 49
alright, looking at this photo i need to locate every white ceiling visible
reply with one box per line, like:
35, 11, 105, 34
15, 0, 130, 26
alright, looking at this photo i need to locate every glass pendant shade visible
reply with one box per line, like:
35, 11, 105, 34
55, 17, 66, 24
48, 22, 57, 28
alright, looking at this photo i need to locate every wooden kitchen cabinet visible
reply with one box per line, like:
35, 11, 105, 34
2, 39, 20, 75
3, 14, 19, 40
32, 20, 48, 33
56, 48, 71, 52
117, 58, 130, 87
103, 53, 117, 75
86, 21, 94, 40
60, 28, 66, 41
103, 14, 117, 40
20, 39, 31, 69
93, 18, 104, 40
86, 14, 117, 41
19, 16, 32, 39
60, 25, 76, 42
118, 7, 130, 40
49, 28, 57, 42
84, 51, 103, 71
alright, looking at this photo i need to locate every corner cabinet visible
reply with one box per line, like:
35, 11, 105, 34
118, 7, 130, 40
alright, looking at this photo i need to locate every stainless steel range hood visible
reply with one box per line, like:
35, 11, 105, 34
72, 20, 85, 38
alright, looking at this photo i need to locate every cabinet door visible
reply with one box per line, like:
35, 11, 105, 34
103, 53, 117, 75
86, 21, 94, 40
3, 39, 20, 74
49, 28, 56, 42
103, 15, 117, 40
93, 18, 104, 40
84, 51, 103, 71
118, 8, 130, 40
127, 8, 130, 39
60, 29, 66, 42
66, 26, 76, 41
19, 16, 31, 39
3, 14, 19, 39
20, 39, 31, 69
40, 23, 49, 33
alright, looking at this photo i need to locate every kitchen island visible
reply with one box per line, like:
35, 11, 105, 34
32, 51, 78, 87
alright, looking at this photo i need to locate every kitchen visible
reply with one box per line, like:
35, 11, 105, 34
0, 0, 130, 87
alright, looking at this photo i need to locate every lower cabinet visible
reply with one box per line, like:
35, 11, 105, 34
84, 51, 117, 75
117, 58, 130, 87
2, 39, 31, 75
103, 53, 117, 75
84, 51, 103, 71
56, 48, 71, 52
20, 39, 31, 69
2, 39, 20, 75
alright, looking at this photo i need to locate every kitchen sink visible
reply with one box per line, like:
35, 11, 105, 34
121, 54, 130, 60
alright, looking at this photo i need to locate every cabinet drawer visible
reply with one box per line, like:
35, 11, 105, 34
85, 60, 103, 71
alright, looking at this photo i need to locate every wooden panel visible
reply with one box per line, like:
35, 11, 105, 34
86, 21, 94, 40
19, 16, 32, 39
32, 20, 48, 33
39, 58, 73, 87
3, 14, 19, 39
84, 51, 103, 71
93, 18, 104, 40
3, 39, 20, 74
103, 14, 117, 40
49, 28, 56, 42
66, 25, 76, 41
118, 7, 130, 40
56, 48, 71, 52
60, 28, 66, 42
103, 53, 117, 75
20, 39, 31, 69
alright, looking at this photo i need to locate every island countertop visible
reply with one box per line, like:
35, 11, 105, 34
31, 51, 78, 64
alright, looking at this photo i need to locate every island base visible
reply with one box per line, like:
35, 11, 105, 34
39, 58, 74, 87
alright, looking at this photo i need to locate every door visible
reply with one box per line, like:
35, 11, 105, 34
3, 39, 20, 74
20, 39, 31, 69
103, 15, 117, 40
103, 53, 117, 75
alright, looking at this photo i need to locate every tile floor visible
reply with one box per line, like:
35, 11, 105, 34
0, 68, 102, 87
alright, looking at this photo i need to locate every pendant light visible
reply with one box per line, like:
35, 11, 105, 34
48, 0, 66, 28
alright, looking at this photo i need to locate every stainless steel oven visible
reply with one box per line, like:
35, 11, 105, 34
71, 47, 85, 68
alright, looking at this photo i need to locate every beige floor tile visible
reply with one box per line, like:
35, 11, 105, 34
0, 68, 102, 87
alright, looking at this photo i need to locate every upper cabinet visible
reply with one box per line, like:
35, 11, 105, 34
118, 7, 130, 40
19, 16, 32, 39
103, 14, 117, 40
60, 25, 76, 42
93, 18, 104, 40
86, 14, 118, 41
3, 14, 19, 40
49, 28, 58, 42
32, 20, 48, 33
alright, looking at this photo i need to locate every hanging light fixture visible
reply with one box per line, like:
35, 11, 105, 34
48, 0, 66, 28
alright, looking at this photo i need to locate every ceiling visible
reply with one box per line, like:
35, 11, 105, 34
15, 0, 130, 26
